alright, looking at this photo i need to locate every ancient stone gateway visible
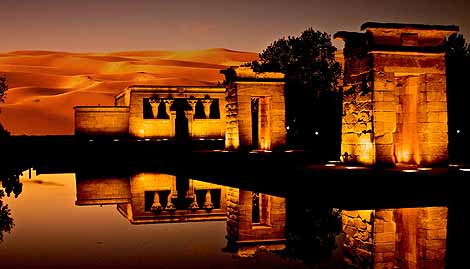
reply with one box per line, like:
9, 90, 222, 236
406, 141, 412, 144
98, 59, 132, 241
222, 67, 286, 150
335, 22, 458, 166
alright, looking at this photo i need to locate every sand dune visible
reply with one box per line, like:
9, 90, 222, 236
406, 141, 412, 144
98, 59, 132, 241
0, 49, 258, 135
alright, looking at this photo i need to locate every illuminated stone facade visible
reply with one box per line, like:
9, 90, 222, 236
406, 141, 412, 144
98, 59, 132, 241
75, 172, 227, 224
75, 68, 286, 150
342, 207, 448, 269
75, 173, 287, 252
226, 187, 286, 257
222, 67, 286, 150
335, 22, 458, 165
75, 85, 226, 139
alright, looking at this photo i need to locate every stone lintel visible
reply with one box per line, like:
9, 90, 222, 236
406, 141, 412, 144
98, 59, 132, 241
125, 85, 226, 95
360, 22, 459, 32
333, 31, 365, 41
221, 67, 285, 82
74, 106, 129, 112
369, 48, 447, 55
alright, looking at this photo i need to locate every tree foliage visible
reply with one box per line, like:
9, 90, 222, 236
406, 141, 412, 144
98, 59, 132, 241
0, 75, 9, 138
0, 75, 6, 104
249, 28, 342, 151
0, 189, 14, 242
445, 34, 470, 161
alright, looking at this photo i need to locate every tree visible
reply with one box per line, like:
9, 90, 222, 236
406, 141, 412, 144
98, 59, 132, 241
248, 28, 342, 153
0, 75, 6, 104
0, 189, 14, 242
0, 75, 9, 139
445, 34, 470, 161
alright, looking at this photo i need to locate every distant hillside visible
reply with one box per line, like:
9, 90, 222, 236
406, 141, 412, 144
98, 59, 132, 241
0, 49, 258, 135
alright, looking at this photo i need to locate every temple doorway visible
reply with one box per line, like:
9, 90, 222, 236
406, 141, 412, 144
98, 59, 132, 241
171, 99, 190, 141
251, 98, 259, 149
395, 75, 421, 164
251, 97, 271, 150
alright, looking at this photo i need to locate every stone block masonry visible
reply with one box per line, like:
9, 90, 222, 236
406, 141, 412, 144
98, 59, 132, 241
343, 207, 448, 268
335, 22, 458, 166
222, 67, 286, 150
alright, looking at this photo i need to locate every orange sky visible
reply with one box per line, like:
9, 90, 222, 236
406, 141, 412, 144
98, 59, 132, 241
1, 0, 469, 53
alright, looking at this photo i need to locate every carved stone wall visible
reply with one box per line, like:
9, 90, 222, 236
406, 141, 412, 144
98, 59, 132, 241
341, 48, 375, 165
127, 86, 226, 139
335, 22, 458, 165
343, 207, 448, 268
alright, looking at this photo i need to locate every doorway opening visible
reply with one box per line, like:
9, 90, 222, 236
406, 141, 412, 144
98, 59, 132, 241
171, 99, 190, 141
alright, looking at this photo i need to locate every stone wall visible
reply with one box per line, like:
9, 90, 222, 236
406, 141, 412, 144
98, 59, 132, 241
223, 67, 286, 150
226, 188, 286, 256
236, 83, 286, 150
74, 106, 129, 136
336, 22, 457, 165
340, 45, 375, 165
225, 84, 240, 149
226, 187, 240, 242
75, 177, 131, 205
192, 119, 225, 138
342, 210, 374, 268
115, 89, 131, 106
342, 207, 448, 269
128, 173, 227, 224
372, 53, 448, 165
127, 86, 226, 139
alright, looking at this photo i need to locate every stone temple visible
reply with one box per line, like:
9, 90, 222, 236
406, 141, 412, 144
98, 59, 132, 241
335, 22, 458, 166
74, 67, 286, 150
75, 22, 459, 166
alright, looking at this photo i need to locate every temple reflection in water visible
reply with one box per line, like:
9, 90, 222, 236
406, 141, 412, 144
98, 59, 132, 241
75, 172, 287, 257
74, 171, 449, 267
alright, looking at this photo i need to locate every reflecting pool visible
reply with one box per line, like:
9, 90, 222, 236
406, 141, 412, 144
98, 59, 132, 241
0, 163, 458, 269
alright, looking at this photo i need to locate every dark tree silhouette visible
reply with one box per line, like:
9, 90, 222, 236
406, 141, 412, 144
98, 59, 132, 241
445, 34, 470, 161
0, 75, 6, 104
0, 75, 9, 139
0, 189, 14, 242
279, 198, 342, 265
248, 28, 342, 154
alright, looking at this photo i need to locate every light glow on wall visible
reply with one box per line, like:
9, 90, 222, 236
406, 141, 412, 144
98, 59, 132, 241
357, 136, 375, 166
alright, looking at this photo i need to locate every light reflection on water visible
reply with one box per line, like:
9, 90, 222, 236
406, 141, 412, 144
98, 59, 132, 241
0, 167, 450, 269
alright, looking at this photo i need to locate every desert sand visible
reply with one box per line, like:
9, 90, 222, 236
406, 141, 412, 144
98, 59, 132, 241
0, 49, 258, 135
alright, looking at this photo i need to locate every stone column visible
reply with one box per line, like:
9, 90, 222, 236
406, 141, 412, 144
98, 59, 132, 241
185, 110, 194, 137
165, 192, 176, 210
170, 111, 177, 137
187, 99, 197, 115
202, 99, 213, 119
151, 192, 163, 211
167, 178, 178, 210
164, 99, 174, 117
149, 99, 160, 118
186, 179, 199, 209
203, 189, 214, 209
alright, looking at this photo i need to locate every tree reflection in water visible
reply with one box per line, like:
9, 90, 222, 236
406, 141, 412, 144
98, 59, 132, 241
281, 202, 342, 265
0, 189, 14, 242
0, 166, 23, 243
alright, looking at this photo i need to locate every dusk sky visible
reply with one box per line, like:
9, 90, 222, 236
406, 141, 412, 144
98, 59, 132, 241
1, 0, 469, 53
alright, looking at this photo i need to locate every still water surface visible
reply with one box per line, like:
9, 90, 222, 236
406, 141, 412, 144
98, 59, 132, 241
0, 166, 451, 268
